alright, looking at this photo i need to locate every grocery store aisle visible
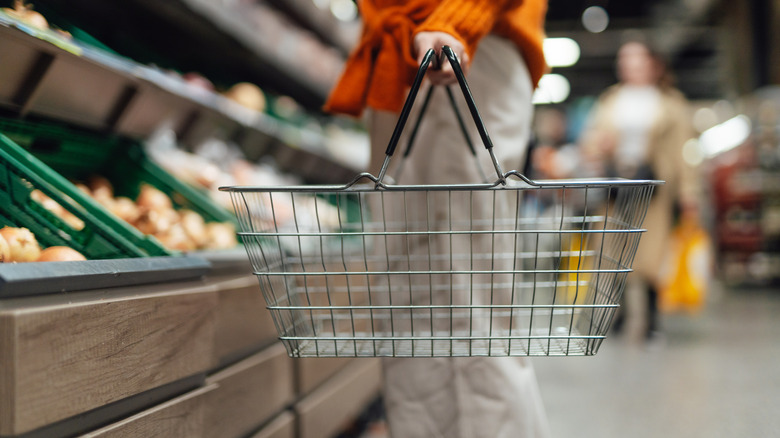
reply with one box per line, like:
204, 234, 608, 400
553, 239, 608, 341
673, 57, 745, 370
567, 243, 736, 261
534, 283, 780, 438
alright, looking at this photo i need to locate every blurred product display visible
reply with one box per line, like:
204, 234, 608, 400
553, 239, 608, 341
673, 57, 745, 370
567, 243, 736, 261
707, 87, 780, 286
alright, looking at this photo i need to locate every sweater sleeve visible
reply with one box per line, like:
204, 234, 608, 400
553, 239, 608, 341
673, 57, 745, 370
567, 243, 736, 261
414, 0, 520, 59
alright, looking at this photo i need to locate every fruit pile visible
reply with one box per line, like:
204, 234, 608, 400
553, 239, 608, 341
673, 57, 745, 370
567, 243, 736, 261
75, 176, 238, 252
0, 226, 85, 263
30, 176, 238, 253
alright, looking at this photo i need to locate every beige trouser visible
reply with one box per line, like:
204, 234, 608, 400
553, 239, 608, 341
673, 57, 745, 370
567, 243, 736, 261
368, 35, 551, 438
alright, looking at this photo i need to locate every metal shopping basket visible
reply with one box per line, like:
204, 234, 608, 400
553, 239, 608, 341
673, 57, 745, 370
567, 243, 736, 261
221, 47, 662, 358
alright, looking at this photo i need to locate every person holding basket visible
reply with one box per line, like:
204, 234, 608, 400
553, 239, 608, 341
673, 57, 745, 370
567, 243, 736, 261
324, 1, 552, 437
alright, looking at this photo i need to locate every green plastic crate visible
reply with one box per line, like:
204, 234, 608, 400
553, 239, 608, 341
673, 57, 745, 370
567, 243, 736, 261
0, 132, 168, 259
0, 118, 236, 225
0, 117, 238, 259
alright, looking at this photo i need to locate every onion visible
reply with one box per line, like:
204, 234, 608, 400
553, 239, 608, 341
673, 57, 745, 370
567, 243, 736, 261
205, 222, 238, 249
20, 8, 46, 28
0, 234, 11, 263
30, 189, 63, 214
136, 184, 172, 211
2, 1, 48, 29
74, 183, 92, 196
0, 227, 41, 262
109, 197, 140, 224
155, 224, 196, 252
88, 175, 114, 202
179, 209, 208, 248
60, 211, 85, 231
224, 82, 266, 112
30, 189, 85, 230
37, 246, 86, 262
133, 207, 177, 235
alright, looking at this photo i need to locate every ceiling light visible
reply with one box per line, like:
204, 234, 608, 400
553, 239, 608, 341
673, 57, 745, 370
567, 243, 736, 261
543, 38, 581, 68
533, 74, 571, 104
699, 115, 752, 158
330, 0, 358, 21
582, 6, 609, 33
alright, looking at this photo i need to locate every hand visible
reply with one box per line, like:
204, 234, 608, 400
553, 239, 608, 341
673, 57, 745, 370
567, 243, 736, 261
413, 31, 469, 85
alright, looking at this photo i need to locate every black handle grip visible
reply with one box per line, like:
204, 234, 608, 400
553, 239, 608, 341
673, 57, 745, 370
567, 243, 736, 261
441, 46, 495, 151
383, 48, 436, 157
379, 45, 505, 184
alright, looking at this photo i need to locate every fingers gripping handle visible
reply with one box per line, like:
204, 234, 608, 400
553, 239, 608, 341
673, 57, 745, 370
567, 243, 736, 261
377, 46, 505, 185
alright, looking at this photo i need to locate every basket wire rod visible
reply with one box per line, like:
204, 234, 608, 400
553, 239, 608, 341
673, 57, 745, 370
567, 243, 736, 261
526, 193, 542, 356
251, 230, 287, 349
508, 190, 521, 356
426, 191, 435, 356
242, 194, 287, 348
268, 303, 619, 310
488, 190, 498, 355
313, 195, 334, 356
548, 187, 568, 355
392, 86, 434, 183
594, 188, 630, 346
291, 279, 590, 296
380, 191, 397, 356
291, 193, 327, 357
269, 193, 302, 349
257, 268, 632, 278
469, 190, 475, 356
448, 191, 454, 355
403, 191, 416, 356
588, 188, 620, 348
280, 334, 607, 342
377, 49, 436, 185
357, 193, 379, 356
240, 228, 647, 238
443, 86, 489, 183
336, 194, 359, 356
286, 249, 605, 270
566, 186, 590, 355
312, 197, 329, 357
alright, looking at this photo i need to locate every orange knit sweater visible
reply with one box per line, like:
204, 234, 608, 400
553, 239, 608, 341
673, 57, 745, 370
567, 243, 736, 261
324, 0, 548, 116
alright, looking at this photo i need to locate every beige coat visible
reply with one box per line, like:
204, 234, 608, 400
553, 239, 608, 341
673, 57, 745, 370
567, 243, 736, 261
368, 35, 550, 438
581, 85, 699, 286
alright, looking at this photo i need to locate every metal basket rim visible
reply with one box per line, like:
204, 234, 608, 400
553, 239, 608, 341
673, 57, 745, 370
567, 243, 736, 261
219, 170, 664, 193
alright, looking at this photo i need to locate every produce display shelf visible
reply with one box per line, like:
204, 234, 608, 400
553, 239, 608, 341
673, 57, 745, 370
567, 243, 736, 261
0, 255, 211, 298
0, 15, 359, 185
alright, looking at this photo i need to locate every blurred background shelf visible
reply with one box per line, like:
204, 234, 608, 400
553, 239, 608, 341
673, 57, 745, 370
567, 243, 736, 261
22, 0, 354, 111
0, 16, 361, 184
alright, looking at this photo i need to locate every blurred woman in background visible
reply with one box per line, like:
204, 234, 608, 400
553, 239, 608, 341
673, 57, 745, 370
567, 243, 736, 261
580, 39, 699, 342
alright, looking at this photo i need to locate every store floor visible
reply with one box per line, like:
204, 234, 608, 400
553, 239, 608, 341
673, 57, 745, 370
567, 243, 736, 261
357, 283, 780, 438
535, 283, 780, 438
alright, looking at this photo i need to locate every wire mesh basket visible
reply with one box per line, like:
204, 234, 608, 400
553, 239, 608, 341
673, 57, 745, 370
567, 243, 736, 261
221, 47, 662, 357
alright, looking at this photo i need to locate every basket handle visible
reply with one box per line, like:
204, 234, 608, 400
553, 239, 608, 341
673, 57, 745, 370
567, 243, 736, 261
376, 46, 505, 185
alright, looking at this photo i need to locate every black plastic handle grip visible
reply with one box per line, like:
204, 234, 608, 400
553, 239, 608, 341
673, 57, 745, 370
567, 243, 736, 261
441, 45, 495, 151
383, 48, 436, 157
379, 45, 505, 184
384, 46, 496, 157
